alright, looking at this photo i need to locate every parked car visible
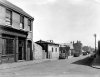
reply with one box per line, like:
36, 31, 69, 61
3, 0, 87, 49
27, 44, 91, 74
83, 52, 87, 55
59, 53, 67, 59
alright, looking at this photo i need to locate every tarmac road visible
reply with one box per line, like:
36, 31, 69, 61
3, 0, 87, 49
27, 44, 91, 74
0, 55, 99, 77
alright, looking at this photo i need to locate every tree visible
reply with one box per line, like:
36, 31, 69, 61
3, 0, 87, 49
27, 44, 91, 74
82, 46, 89, 52
82, 46, 95, 54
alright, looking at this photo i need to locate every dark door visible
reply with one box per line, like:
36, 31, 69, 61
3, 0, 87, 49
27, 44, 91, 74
27, 40, 33, 60
18, 40, 24, 60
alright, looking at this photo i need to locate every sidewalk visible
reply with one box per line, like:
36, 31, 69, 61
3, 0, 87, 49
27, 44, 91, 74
0, 59, 56, 70
91, 55, 100, 69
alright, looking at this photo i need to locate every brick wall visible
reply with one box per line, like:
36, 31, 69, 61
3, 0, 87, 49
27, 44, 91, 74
0, 6, 6, 25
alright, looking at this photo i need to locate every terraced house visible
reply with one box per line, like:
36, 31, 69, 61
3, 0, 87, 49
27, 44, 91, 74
0, 0, 34, 63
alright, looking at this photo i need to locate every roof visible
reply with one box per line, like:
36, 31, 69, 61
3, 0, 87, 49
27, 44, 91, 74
61, 43, 74, 49
36, 40, 59, 46
0, 0, 34, 20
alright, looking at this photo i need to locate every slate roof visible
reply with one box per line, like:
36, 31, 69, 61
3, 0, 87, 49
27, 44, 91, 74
0, 0, 34, 20
36, 40, 59, 46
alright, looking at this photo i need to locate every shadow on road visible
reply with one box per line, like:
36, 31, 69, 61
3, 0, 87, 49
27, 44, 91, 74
72, 56, 94, 66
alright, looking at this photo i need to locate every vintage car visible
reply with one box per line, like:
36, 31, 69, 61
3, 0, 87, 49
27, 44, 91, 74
73, 52, 80, 57
59, 53, 67, 59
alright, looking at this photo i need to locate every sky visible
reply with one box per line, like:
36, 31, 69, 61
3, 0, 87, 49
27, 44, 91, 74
7, 0, 100, 47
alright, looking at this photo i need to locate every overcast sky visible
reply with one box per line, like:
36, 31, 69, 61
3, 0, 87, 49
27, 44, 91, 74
7, 0, 100, 47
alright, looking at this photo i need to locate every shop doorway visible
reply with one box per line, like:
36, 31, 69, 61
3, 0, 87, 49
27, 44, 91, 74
18, 39, 25, 60
27, 40, 33, 60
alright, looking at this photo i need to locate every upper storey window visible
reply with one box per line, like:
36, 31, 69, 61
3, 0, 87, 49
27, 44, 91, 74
6, 9, 12, 26
28, 19, 32, 31
20, 15, 24, 29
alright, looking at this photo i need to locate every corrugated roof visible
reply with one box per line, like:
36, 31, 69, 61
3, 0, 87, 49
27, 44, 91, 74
0, 0, 34, 20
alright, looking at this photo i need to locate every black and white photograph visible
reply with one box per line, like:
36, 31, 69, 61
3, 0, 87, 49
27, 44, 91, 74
0, 0, 100, 77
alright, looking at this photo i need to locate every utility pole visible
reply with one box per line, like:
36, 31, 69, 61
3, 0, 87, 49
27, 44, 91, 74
94, 34, 97, 54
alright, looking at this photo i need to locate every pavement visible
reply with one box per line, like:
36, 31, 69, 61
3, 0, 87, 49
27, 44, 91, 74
0, 59, 57, 70
92, 55, 100, 69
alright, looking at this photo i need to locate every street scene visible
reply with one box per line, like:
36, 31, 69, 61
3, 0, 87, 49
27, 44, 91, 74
0, 55, 98, 77
0, 0, 100, 77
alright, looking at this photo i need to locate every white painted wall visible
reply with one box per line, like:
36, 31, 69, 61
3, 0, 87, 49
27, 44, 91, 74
48, 45, 59, 59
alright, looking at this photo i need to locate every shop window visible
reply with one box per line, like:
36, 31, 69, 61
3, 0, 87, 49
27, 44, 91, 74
6, 9, 12, 26
2, 38, 14, 55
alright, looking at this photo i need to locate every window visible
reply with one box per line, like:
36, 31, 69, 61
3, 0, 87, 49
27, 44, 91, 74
20, 15, 24, 29
2, 38, 14, 55
52, 47, 53, 52
6, 39, 14, 54
6, 9, 12, 25
28, 19, 32, 31
55, 48, 57, 52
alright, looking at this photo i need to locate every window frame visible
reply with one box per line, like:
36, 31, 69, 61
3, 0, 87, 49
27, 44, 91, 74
2, 38, 14, 55
20, 15, 24, 29
55, 48, 57, 52
6, 9, 12, 25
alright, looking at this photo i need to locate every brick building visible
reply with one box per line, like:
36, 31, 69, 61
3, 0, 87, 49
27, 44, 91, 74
73, 41, 82, 57
0, 0, 34, 63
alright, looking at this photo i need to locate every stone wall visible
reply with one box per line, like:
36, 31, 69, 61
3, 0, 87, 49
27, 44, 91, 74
33, 43, 46, 60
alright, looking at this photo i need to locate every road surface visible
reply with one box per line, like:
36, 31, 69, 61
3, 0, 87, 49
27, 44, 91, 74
0, 55, 100, 77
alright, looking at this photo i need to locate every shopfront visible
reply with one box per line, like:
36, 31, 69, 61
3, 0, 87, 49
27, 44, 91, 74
0, 26, 33, 63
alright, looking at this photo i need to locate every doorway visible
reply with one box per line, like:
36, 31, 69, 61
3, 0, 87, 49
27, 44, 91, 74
27, 40, 33, 60
18, 39, 25, 60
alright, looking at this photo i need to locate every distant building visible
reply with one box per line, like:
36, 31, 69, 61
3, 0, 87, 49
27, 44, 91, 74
35, 40, 59, 59
59, 44, 70, 59
61, 43, 74, 56
0, 0, 34, 63
73, 41, 82, 57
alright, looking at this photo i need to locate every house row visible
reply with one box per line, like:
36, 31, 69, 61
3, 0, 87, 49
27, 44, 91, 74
0, 0, 86, 64
34, 40, 92, 60
34, 40, 76, 60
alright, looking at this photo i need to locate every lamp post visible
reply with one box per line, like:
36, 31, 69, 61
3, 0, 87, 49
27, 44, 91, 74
94, 34, 97, 54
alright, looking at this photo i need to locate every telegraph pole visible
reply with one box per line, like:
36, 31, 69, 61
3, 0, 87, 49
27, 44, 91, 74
94, 34, 97, 54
